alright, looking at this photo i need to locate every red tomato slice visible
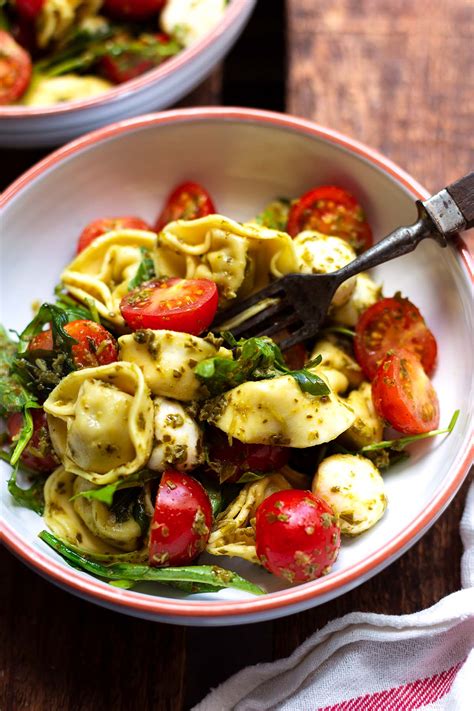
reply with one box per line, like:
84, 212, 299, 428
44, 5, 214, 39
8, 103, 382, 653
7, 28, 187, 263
7, 409, 58, 473
149, 470, 212, 566
154, 182, 216, 231
120, 277, 218, 334
255, 489, 341, 583
371, 349, 440, 434
287, 185, 373, 252
77, 216, 152, 253
15, 0, 45, 20
207, 428, 290, 483
29, 320, 118, 369
0, 30, 32, 105
354, 296, 437, 380
103, 0, 165, 21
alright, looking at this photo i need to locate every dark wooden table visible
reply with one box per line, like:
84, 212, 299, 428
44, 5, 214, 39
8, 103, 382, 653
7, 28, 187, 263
2, 2, 473, 709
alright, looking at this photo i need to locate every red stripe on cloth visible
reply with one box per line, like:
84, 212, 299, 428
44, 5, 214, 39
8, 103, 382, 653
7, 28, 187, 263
318, 661, 463, 711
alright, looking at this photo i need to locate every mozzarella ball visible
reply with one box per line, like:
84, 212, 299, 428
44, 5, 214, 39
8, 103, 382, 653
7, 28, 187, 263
148, 398, 204, 471
331, 272, 382, 327
293, 231, 357, 307
312, 454, 387, 536
161, 0, 227, 47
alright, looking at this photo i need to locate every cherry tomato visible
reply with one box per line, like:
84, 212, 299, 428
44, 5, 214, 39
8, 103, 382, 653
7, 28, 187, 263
149, 470, 212, 566
77, 216, 152, 253
155, 182, 216, 231
0, 30, 32, 105
103, 0, 165, 21
354, 296, 437, 380
7, 409, 58, 473
371, 349, 440, 434
15, 0, 45, 20
286, 185, 373, 252
29, 320, 118, 369
256, 489, 341, 583
120, 277, 218, 334
100, 54, 156, 84
207, 428, 290, 483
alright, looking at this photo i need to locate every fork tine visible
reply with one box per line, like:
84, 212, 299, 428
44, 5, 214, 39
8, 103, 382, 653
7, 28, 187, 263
279, 327, 315, 351
225, 301, 290, 339
256, 312, 302, 339
212, 279, 287, 328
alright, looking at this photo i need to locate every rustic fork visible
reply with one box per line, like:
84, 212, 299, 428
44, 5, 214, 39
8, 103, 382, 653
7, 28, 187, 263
212, 172, 474, 350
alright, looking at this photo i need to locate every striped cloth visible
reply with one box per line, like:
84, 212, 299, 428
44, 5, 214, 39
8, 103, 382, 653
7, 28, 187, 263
195, 483, 474, 711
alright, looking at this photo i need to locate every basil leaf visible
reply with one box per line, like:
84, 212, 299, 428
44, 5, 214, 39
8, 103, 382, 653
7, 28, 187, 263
254, 198, 291, 231
128, 248, 156, 291
70, 468, 159, 506
0, 326, 37, 417
291, 370, 330, 396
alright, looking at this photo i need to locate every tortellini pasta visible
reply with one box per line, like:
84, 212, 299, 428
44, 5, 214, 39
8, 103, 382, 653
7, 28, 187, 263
37, 0, 103, 48
61, 229, 157, 327
310, 336, 363, 389
22, 75, 113, 107
118, 329, 231, 401
201, 370, 355, 447
44, 362, 154, 484
155, 215, 297, 304
312, 454, 387, 536
44, 467, 148, 558
206, 474, 291, 562
148, 397, 204, 471
293, 231, 357, 307
341, 382, 384, 449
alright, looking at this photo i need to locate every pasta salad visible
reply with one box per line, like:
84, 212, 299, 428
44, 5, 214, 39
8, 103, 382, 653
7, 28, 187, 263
1, 181, 457, 596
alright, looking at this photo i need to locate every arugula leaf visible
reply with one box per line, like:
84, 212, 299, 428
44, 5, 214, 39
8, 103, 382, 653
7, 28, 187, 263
39, 531, 265, 595
7, 466, 45, 515
319, 326, 356, 339
0, 326, 36, 417
360, 410, 460, 454
70, 468, 159, 506
194, 334, 330, 397
54, 284, 101, 323
236, 471, 268, 484
128, 248, 156, 290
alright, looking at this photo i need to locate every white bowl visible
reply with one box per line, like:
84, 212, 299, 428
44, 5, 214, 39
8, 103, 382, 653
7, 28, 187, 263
1, 108, 472, 626
0, 0, 256, 148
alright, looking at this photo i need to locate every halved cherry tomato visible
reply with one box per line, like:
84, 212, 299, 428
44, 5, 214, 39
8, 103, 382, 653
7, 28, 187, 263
29, 320, 118, 369
371, 349, 440, 434
103, 0, 165, 21
7, 409, 58, 473
120, 277, 218, 334
354, 296, 437, 380
77, 216, 152, 253
255, 489, 341, 583
0, 30, 32, 105
15, 0, 45, 20
207, 428, 290, 483
154, 182, 216, 231
286, 185, 373, 252
149, 470, 212, 566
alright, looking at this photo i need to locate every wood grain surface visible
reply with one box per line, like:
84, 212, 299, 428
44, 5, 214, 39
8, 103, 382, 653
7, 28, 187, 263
1, 1, 473, 709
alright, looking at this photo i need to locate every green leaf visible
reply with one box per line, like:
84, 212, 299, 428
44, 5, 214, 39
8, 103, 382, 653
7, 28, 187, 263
198, 474, 223, 517
70, 468, 159, 506
195, 334, 329, 397
128, 248, 156, 290
360, 410, 460, 454
254, 199, 291, 231
8, 467, 45, 515
319, 326, 356, 339
0, 326, 37, 417
236, 471, 267, 484
39, 531, 265, 595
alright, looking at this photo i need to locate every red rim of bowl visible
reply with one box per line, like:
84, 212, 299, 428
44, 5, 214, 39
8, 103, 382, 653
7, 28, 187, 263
0, 0, 254, 117
1, 107, 473, 620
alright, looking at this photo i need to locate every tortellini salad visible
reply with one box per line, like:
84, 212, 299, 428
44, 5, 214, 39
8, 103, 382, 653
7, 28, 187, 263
0, 1, 228, 107
2, 180, 452, 596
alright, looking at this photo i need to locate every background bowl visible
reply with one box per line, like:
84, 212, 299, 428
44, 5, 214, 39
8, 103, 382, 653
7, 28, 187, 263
0, 0, 256, 149
1, 108, 472, 626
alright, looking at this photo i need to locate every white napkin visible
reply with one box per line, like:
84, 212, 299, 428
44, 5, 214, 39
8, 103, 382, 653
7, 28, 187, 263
195, 483, 474, 711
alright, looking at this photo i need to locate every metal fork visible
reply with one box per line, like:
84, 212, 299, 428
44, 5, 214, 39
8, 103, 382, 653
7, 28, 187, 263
212, 172, 474, 350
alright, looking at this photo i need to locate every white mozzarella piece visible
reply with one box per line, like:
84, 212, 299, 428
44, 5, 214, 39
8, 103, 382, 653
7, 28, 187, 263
149, 398, 204, 471
161, 0, 227, 47
312, 454, 387, 536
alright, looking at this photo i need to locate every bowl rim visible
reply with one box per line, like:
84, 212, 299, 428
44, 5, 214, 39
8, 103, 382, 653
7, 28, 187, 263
0, 0, 254, 118
1, 107, 473, 621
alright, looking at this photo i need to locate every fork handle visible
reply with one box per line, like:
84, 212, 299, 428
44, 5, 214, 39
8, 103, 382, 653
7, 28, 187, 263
332, 208, 437, 284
